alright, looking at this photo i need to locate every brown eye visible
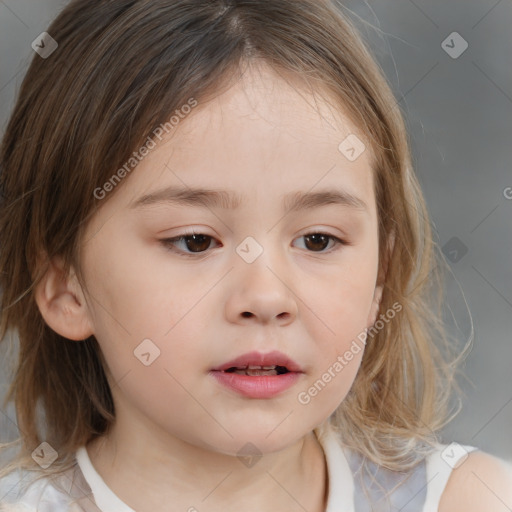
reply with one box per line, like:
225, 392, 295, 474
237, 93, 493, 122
160, 233, 217, 256
303, 233, 330, 251
181, 234, 212, 252
161, 231, 346, 258
294, 232, 345, 253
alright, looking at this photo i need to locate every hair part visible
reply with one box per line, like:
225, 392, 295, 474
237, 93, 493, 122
0, 0, 469, 485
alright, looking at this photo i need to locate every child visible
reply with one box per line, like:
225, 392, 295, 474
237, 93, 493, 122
0, 0, 511, 510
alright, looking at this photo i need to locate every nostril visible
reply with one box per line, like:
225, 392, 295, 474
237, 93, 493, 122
241, 312, 253, 318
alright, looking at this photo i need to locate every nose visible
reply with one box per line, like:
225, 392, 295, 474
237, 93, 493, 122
224, 252, 298, 326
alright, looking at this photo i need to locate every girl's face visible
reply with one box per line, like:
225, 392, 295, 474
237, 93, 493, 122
78, 64, 381, 455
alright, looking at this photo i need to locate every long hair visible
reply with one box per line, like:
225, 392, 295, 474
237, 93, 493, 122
0, 0, 468, 484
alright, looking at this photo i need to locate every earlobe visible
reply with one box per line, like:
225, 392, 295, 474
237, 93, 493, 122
34, 257, 94, 341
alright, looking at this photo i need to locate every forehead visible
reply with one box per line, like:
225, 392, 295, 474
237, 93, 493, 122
171, 62, 373, 158
102, 62, 377, 220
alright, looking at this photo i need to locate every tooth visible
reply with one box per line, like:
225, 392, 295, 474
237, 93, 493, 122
262, 366, 276, 370
247, 365, 261, 370
244, 369, 278, 376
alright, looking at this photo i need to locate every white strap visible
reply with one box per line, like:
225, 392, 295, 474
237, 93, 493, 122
75, 446, 136, 512
314, 423, 355, 512
423, 442, 478, 512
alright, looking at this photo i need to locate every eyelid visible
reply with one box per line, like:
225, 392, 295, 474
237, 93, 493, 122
158, 229, 349, 258
296, 230, 348, 253
160, 230, 220, 258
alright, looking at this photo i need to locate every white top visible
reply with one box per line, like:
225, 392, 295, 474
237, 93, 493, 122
0, 423, 477, 512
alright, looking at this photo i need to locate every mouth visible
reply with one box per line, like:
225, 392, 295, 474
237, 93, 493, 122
223, 365, 291, 376
210, 351, 303, 398
211, 350, 303, 374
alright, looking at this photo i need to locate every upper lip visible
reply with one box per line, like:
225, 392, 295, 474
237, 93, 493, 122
212, 350, 303, 372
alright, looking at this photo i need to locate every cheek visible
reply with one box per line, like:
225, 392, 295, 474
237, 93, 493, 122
296, 337, 364, 420
295, 282, 368, 417
83, 231, 216, 339
293, 252, 377, 407
106, 357, 220, 444
299, 261, 377, 345
83, 259, 220, 398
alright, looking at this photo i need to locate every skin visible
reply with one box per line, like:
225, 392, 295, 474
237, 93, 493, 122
36, 61, 385, 511
439, 451, 512, 512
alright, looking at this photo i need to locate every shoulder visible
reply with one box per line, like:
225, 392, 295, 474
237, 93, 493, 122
0, 468, 78, 512
439, 449, 512, 512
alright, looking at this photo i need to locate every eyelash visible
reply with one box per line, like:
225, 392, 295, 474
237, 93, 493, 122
159, 230, 348, 258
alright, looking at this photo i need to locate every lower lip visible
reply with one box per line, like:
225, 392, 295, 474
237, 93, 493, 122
210, 370, 302, 398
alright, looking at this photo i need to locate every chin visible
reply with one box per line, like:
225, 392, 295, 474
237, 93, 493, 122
193, 423, 311, 458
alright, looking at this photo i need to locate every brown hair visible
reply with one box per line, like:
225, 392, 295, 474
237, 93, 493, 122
0, 0, 468, 485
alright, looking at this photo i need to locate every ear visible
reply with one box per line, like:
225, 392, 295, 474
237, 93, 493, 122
34, 256, 94, 341
366, 230, 395, 327
367, 284, 383, 327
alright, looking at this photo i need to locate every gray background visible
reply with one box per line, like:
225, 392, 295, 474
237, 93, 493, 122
0, 0, 511, 465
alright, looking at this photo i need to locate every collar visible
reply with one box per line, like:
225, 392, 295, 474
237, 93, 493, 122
76, 422, 354, 512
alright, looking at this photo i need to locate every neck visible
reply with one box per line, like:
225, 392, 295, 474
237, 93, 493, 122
86, 423, 328, 512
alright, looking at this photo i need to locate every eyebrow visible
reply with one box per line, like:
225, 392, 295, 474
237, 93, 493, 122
129, 186, 369, 214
